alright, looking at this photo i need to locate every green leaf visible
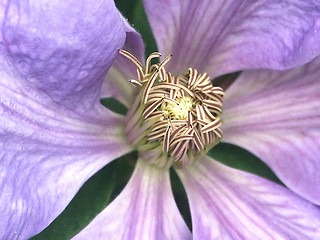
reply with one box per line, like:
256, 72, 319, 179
100, 98, 128, 115
115, 0, 139, 22
31, 161, 117, 240
170, 169, 192, 231
109, 151, 137, 202
208, 143, 283, 185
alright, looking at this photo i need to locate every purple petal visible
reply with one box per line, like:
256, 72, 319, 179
1, 0, 125, 112
74, 159, 191, 240
101, 16, 145, 107
144, 0, 320, 76
177, 155, 320, 239
222, 56, 320, 205
0, 56, 132, 239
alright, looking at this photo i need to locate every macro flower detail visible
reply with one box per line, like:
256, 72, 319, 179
2, 0, 320, 239
120, 50, 224, 167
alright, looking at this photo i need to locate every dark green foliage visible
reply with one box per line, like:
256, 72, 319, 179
208, 143, 283, 185
100, 98, 128, 115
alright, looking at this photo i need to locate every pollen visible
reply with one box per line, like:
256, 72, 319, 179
161, 96, 195, 120
119, 50, 224, 168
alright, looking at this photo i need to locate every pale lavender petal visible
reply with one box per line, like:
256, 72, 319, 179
74, 159, 191, 240
0, 56, 132, 239
101, 15, 144, 107
177, 155, 320, 239
222, 56, 320, 205
1, 0, 125, 112
144, 0, 320, 76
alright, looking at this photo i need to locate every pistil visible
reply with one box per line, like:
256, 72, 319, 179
120, 50, 224, 168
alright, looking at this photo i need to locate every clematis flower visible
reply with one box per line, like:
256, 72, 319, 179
1, 0, 320, 240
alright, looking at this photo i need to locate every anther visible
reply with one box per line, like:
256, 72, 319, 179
128, 79, 142, 87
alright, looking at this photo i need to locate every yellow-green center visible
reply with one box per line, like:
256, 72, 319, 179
161, 96, 195, 120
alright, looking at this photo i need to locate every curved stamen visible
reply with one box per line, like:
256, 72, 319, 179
146, 52, 162, 74
119, 49, 143, 70
122, 50, 224, 168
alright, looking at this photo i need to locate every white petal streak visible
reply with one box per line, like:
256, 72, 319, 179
222, 56, 320, 205
177, 156, 320, 240
144, 0, 320, 76
0, 56, 132, 239
74, 159, 191, 240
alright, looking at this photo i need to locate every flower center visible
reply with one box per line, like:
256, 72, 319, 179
120, 50, 224, 168
161, 96, 195, 120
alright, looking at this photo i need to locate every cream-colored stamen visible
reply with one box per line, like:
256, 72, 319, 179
119, 50, 224, 168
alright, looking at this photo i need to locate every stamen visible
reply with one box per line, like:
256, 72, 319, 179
158, 54, 172, 69
171, 120, 187, 125
146, 52, 161, 73
145, 111, 163, 122
202, 105, 217, 121
197, 119, 210, 126
202, 85, 213, 93
188, 68, 198, 89
142, 98, 164, 119
151, 82, 181, 91
170, 124, 187, 141
193, 73, 209, 89
170, 134, 194, 148
187, 111, 193, 128
148, 128, 167, 141
196, 105, 205, 120
119, 49, 143, 70
214, 128, 223, 138
163, 97, 179, 105
152, 121, 169, 131
121, 50, 225, 168
142, 70, 159, 104
137, 68, 144, 82
193, 130, 204, 151
163, 126, 171, 153
202, 99, 223, 112
201, 118, 222, 133
128, 79, 142, 87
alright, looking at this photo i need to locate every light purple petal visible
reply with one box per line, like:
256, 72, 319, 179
101, 16, 145, 107
74, 159, 191, 240
1, 0, 125, 112
144, 0, 320, 76
0, 52, 132, 239
222, 56, 320, 205
177, 155, 320, 239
